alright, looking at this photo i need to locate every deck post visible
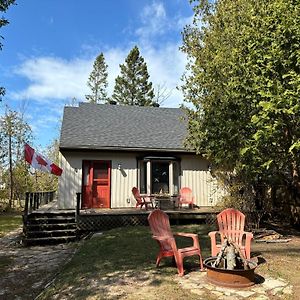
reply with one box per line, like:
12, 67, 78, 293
24, 192, 29, 217
76, 193, 81, 216
29, 193, 33, 213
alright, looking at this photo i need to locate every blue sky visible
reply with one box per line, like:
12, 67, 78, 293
0, 0, 194, 149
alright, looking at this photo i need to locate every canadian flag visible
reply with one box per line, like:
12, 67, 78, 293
24, 143, 63, 176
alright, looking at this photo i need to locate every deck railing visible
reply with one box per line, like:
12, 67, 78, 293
24, 191, 56, 216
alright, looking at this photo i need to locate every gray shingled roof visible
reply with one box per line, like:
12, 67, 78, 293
59, 103, 190, 152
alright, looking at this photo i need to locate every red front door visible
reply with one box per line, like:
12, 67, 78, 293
82, 160, 111, 208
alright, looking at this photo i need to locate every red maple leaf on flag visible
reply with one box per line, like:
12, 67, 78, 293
24, 143, 63, 176
36, 155, 48, 166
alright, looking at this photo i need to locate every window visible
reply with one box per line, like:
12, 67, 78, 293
83, 161, 90, 186
152, 161, 169, 193
139, 161, 147, 194
138, 157, 180, 195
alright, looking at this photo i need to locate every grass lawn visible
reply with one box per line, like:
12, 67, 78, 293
0, 212, 23, 237
36, 223, 300, 300
38, 224, 214, 300
251, 225, 300, 299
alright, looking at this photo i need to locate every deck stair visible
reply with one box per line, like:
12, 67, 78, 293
23, 211, 77, 246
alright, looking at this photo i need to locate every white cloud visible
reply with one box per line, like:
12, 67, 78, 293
2, 0, 195, 147
136, 1, 193, 43
142, 44, 187, 107
12, 57, 92, 102
11, 44, 186, 107
136, 2, 168, 40
10, 49, 129, 104
10, 1, 192, 108
177, 15, 194, 29
105, 47, 129, 96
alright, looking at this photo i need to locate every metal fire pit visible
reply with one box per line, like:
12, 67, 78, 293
204, 257, 257, 288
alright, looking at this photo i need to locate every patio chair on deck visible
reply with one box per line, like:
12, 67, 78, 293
208, 208, 253, 259
178, 187, 195, 208
148, 209, 204, 276
132, 187, 154, 210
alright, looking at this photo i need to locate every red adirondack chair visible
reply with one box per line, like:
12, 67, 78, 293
148, 209, 204, 276
178, 187, 195, 208
132, 187, 154, 210
208, 208, 253, 259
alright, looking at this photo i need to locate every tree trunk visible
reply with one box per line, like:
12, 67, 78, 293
8, 134, 13, 208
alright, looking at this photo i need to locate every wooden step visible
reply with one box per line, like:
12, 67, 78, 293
24, 223, 77, 231
25, 216, 76, 225
25, 229, 77, 239
28, 211, 75, 217
23, 210, 78, 246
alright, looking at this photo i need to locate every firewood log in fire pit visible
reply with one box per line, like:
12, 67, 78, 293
212, 237, 250, 270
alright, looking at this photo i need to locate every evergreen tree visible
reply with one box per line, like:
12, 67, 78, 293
86, 52, 108, 103
112, 46, 154, 106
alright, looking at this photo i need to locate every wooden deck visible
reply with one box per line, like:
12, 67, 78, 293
76, 207, 220, 231
29, 200, 220, 232
23, 192, 220, 236
79, 206, 219, 217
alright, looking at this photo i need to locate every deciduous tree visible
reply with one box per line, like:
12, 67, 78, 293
35, 139, 60, 191
181, 0, 300, 213
0, 108, 32, 207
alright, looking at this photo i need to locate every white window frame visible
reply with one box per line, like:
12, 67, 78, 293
138, 157, 180, 195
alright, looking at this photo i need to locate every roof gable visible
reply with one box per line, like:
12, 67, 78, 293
59, 103, 189, 152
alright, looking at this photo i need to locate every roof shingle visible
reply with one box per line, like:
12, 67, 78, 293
59, 103, 189, 152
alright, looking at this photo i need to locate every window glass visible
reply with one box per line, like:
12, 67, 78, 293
83, 162, 89, 186
139, 161, 147, 194
93, 162, 108, 180
138, 159, 180, 195
151, 161, 169, 194
173, 162, 179, 195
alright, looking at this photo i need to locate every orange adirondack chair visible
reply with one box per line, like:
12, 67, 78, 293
178, 187, 195, 208
148, 209, 204, 276
208, 208, 253, 259
132, 187, 154, 210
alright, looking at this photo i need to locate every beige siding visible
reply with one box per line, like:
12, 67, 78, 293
181, 156, 223, 206
58, 152, 82, 209
58, 151, 138, 209
110, 156, 137, 208
58, 151, 224, 209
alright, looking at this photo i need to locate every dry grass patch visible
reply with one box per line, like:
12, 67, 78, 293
252, 226, 300, 300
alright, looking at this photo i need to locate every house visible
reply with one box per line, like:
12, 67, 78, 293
58, 103, 223, 209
